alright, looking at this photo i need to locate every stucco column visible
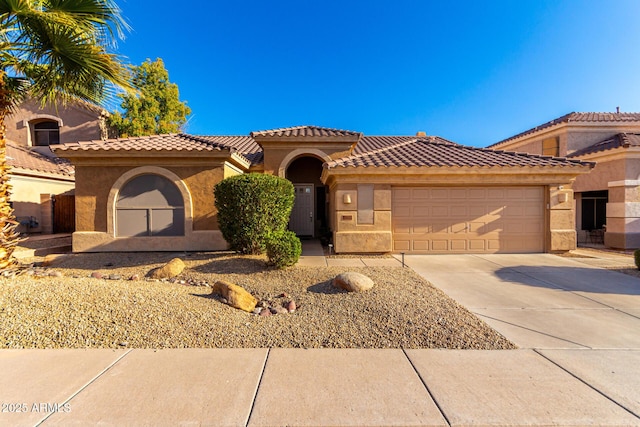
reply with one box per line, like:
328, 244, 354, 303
549, 185, 577, 251
605, 180, 640, 249
332, 184, 392, 253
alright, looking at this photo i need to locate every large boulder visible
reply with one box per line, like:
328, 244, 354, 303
148, 258, 185, 279
212, 280, 258, 313
332, 272, 374, 292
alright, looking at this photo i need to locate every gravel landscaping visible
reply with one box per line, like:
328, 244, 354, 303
1, 252, 516, 350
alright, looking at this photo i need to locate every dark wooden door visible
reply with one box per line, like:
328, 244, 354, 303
53, 195, 75, 233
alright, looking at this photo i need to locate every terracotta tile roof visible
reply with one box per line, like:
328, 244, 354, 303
53, 133, 230, 153
328, 138, 592, 169
7, 143, 74, 177
195, 135, 262, 164
51, 128, 593, 171
491, 112, 640, 148
568, 133, 640, 157
251, 125, 362, 139
354, 136, 421, 154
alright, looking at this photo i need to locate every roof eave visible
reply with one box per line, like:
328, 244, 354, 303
9, 166, 75, 181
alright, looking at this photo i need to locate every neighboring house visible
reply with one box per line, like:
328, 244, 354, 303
489, 112, 640, 249
52, 125, 593, 254
6, 98, 108, 234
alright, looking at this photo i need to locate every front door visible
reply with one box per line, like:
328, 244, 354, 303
290, 184, 314, 236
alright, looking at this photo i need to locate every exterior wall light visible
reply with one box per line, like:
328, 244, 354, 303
343, 194, 352, 204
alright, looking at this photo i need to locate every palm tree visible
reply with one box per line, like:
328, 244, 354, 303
0, 0, 131, 270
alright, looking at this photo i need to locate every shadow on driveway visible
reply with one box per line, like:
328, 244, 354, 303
494, 265, 640, 295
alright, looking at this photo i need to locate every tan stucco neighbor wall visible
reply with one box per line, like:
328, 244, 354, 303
494, 122, 640, 250
572, 150, 640, 249
6, 99, 104, 147
9, 172, 74, 234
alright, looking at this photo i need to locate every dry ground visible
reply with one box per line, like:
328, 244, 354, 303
0, 252, 515, 350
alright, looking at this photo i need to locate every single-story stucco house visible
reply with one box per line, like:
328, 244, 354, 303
489, 111, 640, 249
51, 125, 593, 254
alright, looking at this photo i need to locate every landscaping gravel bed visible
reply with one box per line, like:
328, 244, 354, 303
1, 252, 516, 350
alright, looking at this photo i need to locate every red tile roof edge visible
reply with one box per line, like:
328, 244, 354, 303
489, 112, 640, 149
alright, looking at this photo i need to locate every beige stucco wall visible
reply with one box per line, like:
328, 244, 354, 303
9, 173, 74, 234
75, 162, 224, 233
259, 143, 353, 177
69, 158, 232, 252
496, 124, 640, 157
6, 99, 104, 147
573, 158, 625, 193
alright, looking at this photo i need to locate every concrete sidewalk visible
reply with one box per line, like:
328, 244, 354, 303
1, 348, 639, 426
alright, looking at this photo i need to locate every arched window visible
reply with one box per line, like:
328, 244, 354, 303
33, 120, 60, 146
116, 174, 185, 237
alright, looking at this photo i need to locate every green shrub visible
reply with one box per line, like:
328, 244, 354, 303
266, 230, 302, 268
214, 173, 295, 254
634, 249, 640, 270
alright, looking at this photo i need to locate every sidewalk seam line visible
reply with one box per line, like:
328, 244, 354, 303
402, 348, 451, 427
473, 312, 589, 348
534, 349, 640, 420
245, 348, 270, 427
35, 349, 133, 426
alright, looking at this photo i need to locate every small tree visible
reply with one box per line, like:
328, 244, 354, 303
108, 58, 190, 137
214, 174, 295, 254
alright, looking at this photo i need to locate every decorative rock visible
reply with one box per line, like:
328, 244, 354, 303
271, 306, 289, 315
90, 272, 103, 279
252, 307, 263, 315
286, 300, 296, 313
259, 308, 271, 317
108, 274, 122, 281
148, 258, 186, 279
129, 274, 140, 281
332, 272, 374, 292
49, 270, 63, 278
211, 280, 258, 313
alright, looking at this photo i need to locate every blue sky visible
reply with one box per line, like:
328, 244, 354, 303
114, 0, 640, 147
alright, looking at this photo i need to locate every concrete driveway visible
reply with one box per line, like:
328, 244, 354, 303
402, 253, 640, 349
401, 253, 640, 422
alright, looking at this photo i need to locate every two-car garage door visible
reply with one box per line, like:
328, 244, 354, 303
392, 187, 545, 253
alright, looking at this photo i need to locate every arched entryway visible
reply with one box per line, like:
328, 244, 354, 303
285, 156, 327, 238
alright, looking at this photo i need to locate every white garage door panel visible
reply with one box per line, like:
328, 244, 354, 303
392, 187, 545, 253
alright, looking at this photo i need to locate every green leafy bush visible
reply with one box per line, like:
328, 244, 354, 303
214, 174, 295, 254
267, 230, 302, 268
634, 249, 640, 270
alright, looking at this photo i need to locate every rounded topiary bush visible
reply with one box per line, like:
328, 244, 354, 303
214, 173, 295, 254
634, 249, 640, 270
266, 230, 302, 269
